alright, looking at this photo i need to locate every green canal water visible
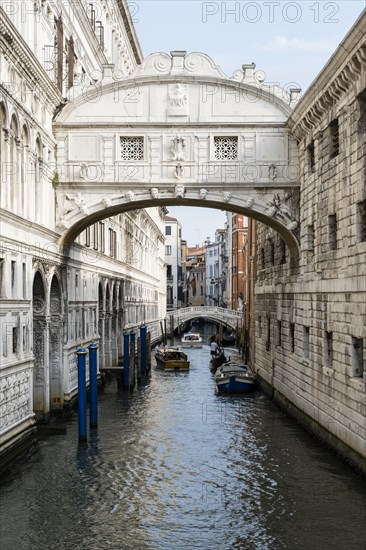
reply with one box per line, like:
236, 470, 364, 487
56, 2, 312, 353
1, 343, 366, 549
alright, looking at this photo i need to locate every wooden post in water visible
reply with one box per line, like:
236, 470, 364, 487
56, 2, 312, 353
147, 331, 152, 372
76, 347, 88, 442
87, 343, 99, 429
123, 332, 130, 389
130, 333, 135, 389
140, 325, 147, 375
137, 336, 141, 382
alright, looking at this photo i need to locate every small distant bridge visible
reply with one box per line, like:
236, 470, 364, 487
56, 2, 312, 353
170, 306, 243, 332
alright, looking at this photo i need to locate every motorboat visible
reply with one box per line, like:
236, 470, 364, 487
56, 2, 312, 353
215, 362, 256, 393
154, 347, 190, 370
181, 333, 203, 348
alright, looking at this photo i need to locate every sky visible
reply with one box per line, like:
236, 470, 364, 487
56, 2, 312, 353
130, 0, 365, 245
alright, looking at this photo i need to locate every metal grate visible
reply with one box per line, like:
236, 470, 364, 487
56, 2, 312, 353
120, 137, 144, 161
214, 136, 238, 160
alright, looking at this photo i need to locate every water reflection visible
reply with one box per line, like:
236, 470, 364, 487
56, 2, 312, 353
0, 343, 365, 550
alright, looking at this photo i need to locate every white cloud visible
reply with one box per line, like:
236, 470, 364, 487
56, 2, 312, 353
259, 35, 337, 53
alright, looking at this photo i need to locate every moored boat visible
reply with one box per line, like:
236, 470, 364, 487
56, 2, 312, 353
154, 347, 190, 370
181, 332, 203, 348
209, 349, 227, 372
215, 362, 256, 393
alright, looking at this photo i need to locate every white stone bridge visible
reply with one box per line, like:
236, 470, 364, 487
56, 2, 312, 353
170, 306, 243, 332
53, 51, 301, 262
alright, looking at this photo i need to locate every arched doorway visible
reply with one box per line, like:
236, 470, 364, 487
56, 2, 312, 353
32, 271, 47, 418
49, 275, 63, 410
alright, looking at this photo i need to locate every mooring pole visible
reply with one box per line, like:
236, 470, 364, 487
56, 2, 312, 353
130, 331, 136, 385
88, 343, 99, 429
123, 332, 130, 389
76, 347, 88, 442
140, 325, 147, 375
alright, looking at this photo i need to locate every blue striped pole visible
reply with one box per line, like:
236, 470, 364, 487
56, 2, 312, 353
140, 325, 147, 375
88, 343, 99, 429
76, 347, 88, 442
130, 332, 136, 385
123, 332, 130, 389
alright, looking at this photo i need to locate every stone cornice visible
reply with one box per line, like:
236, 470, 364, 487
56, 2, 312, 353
288, 10, 366, 141
116, 0, 143, 65
0, 208, 60, 243
0, 9, 63, 108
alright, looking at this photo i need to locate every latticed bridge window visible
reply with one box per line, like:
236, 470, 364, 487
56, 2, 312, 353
214, 136, 238, 160
120, 137, 144, 160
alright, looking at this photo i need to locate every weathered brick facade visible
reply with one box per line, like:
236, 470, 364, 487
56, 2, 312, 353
254, 12, 366, 472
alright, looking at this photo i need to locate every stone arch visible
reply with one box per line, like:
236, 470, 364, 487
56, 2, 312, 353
49, 274, 63, 410
32, 270, 48, 417
58, 196, 300, 265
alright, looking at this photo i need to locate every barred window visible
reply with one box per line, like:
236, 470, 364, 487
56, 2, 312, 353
214, 136, 238, 160
120, 137, 144, 160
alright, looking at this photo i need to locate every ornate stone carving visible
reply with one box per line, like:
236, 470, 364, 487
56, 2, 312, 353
57, 216, 71, 230
245, 197, 254, 209
222, 191, 231, 203
200, 188, 208, 200
125, 191, 135, 202
174, 184, 185, 198
102, 197, 112, 208
174, 163, 185, 179
168, 83, 189, 115
287, 221, 298, 231
171, 136, 186, 161
269, 164, 277, 181
150, 187, 159, 199
65, 193, 89, 216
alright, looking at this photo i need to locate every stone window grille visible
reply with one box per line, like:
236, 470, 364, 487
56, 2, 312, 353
266, 317, 271, 351
325, 331, 333, 366
356, 200, 366, 242
290, 323, 295, 353
12, 327, 18, 354
329, 119, 339, 159
328, 214, 337, 251
303, 326, 310, 359
280, 238, 286, 264
351, 337, 364, 377
214, 136, 238, 160
120, 137, 144, 160
307, 140, 315, 172
277, 320, 282, 347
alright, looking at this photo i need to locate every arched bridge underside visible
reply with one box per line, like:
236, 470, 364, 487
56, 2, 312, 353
54, 51, 301, 259
171, 306, 243, 332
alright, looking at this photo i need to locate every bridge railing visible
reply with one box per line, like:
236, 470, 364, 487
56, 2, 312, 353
172, 306, 242, 319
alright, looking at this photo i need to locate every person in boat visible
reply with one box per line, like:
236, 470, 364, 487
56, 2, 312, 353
210, 341, 218, 357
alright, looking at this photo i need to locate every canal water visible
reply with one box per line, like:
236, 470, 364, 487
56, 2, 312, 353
1, 343, 366, 550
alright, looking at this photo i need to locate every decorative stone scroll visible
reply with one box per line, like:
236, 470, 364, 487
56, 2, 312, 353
171, 136, 186, 161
